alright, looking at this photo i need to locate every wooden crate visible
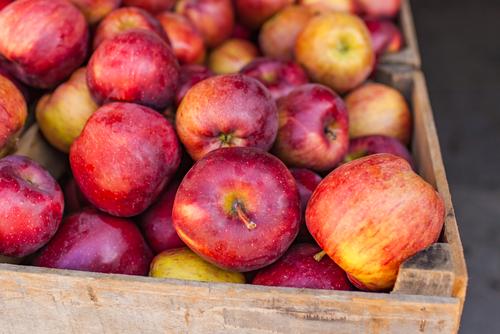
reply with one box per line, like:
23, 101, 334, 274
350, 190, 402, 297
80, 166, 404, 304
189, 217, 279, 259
0, 70, 466, 333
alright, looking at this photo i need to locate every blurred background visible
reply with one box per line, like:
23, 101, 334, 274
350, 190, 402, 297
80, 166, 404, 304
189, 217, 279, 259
412, 0, 500, 332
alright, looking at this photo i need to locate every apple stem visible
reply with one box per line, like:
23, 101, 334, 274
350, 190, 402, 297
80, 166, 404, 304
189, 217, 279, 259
325, 124, 338, 140
313, 250, 327, 262
233, 202, 256, 230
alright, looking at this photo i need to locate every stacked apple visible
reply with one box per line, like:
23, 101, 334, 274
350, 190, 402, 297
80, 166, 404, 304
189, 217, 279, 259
0, 0, 444, 293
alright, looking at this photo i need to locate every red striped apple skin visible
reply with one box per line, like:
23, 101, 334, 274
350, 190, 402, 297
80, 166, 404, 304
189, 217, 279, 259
0, 74, 27, 158
306, 153, 445, 291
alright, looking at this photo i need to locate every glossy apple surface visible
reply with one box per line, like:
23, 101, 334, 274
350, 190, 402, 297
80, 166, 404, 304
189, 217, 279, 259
235, 0, 293, 30
176, 74, 278, 160
69, 0, 121, 24
175, 64, 213, 106
70, 102, 181, 217
32, 208, 153, 275
0, 0, 89, 89
306, 153, 445, 291
123, 0, 176, 14
290, 168, 321, 241
344, 135, 413, 167
208, 39, 259, 74
356, 0, 401, 18
0, 155, 64, 257
364, 19, 403, 55
0, 74, 27, 158
173, 147, 300, 271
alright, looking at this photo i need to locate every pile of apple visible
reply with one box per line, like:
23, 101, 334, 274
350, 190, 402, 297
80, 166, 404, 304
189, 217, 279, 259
0, 0, 444, 293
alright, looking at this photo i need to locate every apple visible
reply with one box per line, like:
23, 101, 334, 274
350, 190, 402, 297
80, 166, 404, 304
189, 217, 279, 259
63, 177, 92, 214
295, 12, 374, 94
0, 74, 27, 158
36, 68, 99, 153
173, 147, 300, 271
234, 0, 293, 30
356, 0, 401, 19
32, 208, 153, 275
272, 83, 349, 172
0, 0, 13, 11
88, 30, 180, 110
176, 0, 234, 48
0, 61, 29, 101
259, 5, 313, 61
306, 153, 445, 291
344, 135, 413, 167
208, 39, 259, 75
0, 155, 64, 257
176, 74, 278, 160
364, 19, 403, 55
157, 12, 206, 65
68, 0, 121, 24
240, 58, 309, 100
93, 6, 168, 49
252, 243, 353, 290
175, 64, 213, 106
123, 0, 176, 14
0, 0, 89, 89
138, 179, 184, 254
150, 247, 246, 283
299, 0, 356, 13
346, 82, 411, 144
70, 102, 181, 217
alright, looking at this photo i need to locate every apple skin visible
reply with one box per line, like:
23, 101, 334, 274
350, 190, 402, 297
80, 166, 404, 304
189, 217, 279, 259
208, 39, 259, 75
173, 147, 300, 272
0, 155, 64, 257
138, 179, 185, 254
356, 0, 401, 19
32, 208, 153, 275
93, 6, 168, 50
175, 64, 213, 106
295, 12, 375, 94
346, 82, 411, 144
240, 58, 309, 100
36, 68, 99, 153
0, 0, 13, 11
175, 0, 234, 48
344, 135, 413, 167
306, 153, 445, 291
299, 0, 357, 13
157, 12, 206, 65
234, 0, 293, 30
88, 30, 180, 110
290, 168, 321, 241
70, 102, 181, 217
0, 0, 89, 89
364, 19, 403, 55
150, 247, 246, 283
259, 5, 313, 61
253, 243, 353, 290
68, 0, 121, 24
176, 74, 278, 161
123, 0, 176, 14
63, 177, 92, 214
0, 74, 27, 158
272, 83, 349, 172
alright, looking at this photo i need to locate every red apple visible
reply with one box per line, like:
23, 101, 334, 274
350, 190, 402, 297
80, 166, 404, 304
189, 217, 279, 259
176, 74, 278, 160
272, 84, 349, 172
299, 0, 357, 13
0, 0, 13, 11
68, 0, 121, 24
356, 0, 401, 18
306, 153, 445, 291
364, 19, 403, 55
123, 0, 176, 14
290, 168, 321, 241
93, 6, 168, 49
240, 58, 309, 100
139, 179, 184, 254
88, 30, 180, 110
176, 0, 234, 48
70, 102, 181, 217
346, 82, 411, 144
0, 0, 89, 89
235, 0, 293, 30
157, 12, 206, 65
173, 147, 300, 271
0, 155, 64, 257
63, 177, 92, 214
175, 64, 213, 106
208, 39, 259, 75
253, 243, 353, 290
344, 135, 413, 167
32, 208, 153, 275
0, 74, 27, 158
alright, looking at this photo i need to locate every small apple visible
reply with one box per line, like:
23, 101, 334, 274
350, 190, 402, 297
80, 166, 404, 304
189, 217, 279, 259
0, 74, 27, 158
364, 19, 403, 55
272, 83, 349, 172
175, 64, 213, 106
346, 82, 411, 144
88, 30, 180, 110
343, 135, 413, 167
173, 147, 300, 271
70, 102, 181, 217
356, 0, 401, 18
240, 58, 309, 100
63, 177, 92, 214
0, 155, 64, 257
295, 12, 374, 93
123, 0, 176, 14
299, 0, 357, 13
150, 247, 246, 283
32, 208, 153, 275
252, 243, 353, 290
68, 0, 121, 24
235, 0, 293, 30
176, 74, 278, 160
0, 0, 89, 89
208, 39, 259, 75
176, 0, 234, 48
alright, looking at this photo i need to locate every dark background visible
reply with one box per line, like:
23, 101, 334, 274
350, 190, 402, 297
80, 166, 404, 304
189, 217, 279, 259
411, 0, 500, 332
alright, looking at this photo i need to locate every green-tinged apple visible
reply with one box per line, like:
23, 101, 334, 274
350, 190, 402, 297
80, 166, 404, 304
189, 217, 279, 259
208, 39, 259, 74
69, 0, 121, 24
0, 74, 27, 158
